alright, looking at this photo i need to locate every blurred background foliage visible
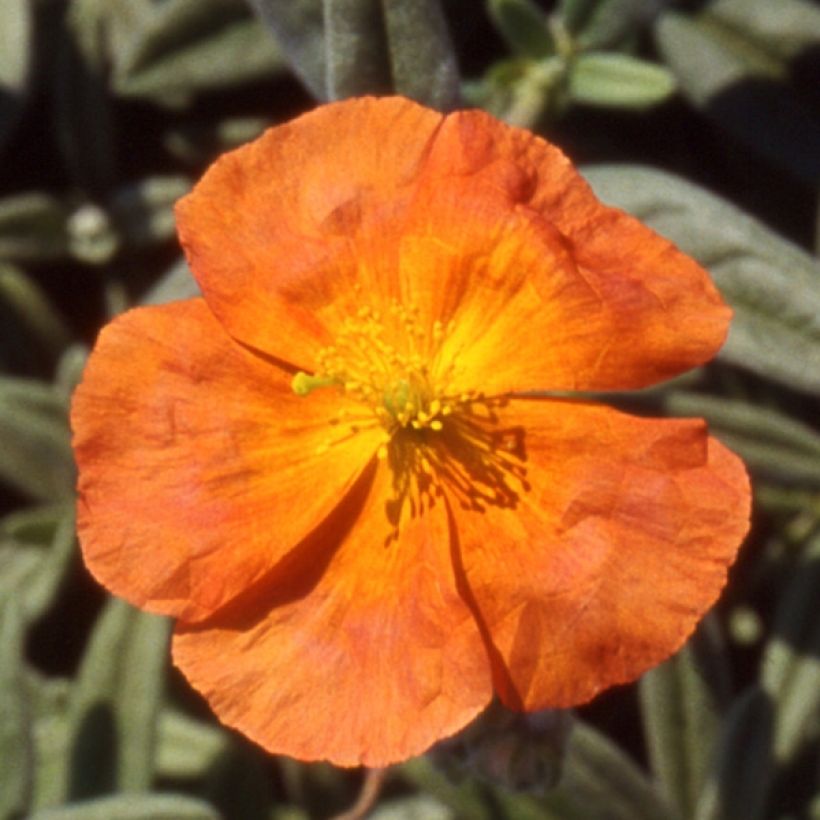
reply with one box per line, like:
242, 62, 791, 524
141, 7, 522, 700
1, 0, 819, 818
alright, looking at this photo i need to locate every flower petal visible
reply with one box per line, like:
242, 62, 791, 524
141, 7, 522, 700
447, 399, 750, 710
72, 299, 381, 622
400, 108, 730, 392
172, 461, 491, 767
177, 97, 727, 390
175, 97, 445, 370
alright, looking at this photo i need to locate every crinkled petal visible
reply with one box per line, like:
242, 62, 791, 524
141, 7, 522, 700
400, 107, 730, 392
447, 399, 750, 710
172, 461, 491, 767
72, 299, 381, 622
175, 97, 445, 370
177, 97, 728, 390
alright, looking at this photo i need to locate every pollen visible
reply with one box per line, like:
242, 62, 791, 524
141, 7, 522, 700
292, 302, 466, 442
290, 303, 527, 533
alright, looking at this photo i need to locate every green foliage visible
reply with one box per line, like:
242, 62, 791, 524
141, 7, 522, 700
247, 0, 460, 107
568, 52, 677, 109
0, 0, 32, 155
29, 793, 221, 820
639, 620, 730, 818
473, 0, 676, 125
1, 0, 819, 817
0, 600, 33, 819
0, 377, 74, 500
654, 0, 820, 181
67, 599, 172, 796
488, 0, 556, 60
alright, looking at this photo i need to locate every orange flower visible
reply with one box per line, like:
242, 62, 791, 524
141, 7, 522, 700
72, 97, 750, 767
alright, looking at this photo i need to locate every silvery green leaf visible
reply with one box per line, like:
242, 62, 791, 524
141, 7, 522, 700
383, 0, 461, 109
401, 755, 493, 820
154, 710, 229, 779
0, 504, 76, 625
693, 687, 774, 820
639, 620, 730, 818
559, 0, 598, 35
0, 377, 74, 501
29, 794, 220, 820
0, 600, 33, 819
27, 674, 72, 811
568, 52, 676, 109
583, 165, 820, 396
539, 721, 679, 820
487, 0, 555, 60
54, 0, 117, 192
68, 599, 172, 797
0, 192, 70, 262
694, 0, 820, 64
654, 9, 820, 182
760, 535, 820, 763
0, 263, 73, 358
324, 0, 391, 98
570, 0, 658, 50
55, 344, 89, 399
108, 0, 285, 104
0, 0, 33, 156
245, 0, 326, 97
370, 796, 454, 820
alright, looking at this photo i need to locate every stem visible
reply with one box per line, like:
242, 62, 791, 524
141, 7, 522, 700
331, 767, 388, 820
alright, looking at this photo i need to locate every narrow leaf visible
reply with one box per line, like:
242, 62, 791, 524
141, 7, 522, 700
573, 0, 657, 50
68, 598, 172, 797
569, 52, 676, 109
559, 0, 599, 36
323, 0, 391, 98
244, 0, 326, 97
109, 0, 286, 104
696, 0, 820, 67
540, 720, 678, 820
29, 793, 220, 820
654, 10, 820, 182
488, 0, 555, 60
370, 796, 453, 820
28, 674, 72, 811
583, 164, 820, 396
401, 755, 493, 820
693, 687, 774, 820
0, 262, 73, 357
0, 0, 33, 155
54, 0, 117, 193
760, 534, 820, 763
383, 0, 461, 109
0, 504, 76, 624
639, 620, 730, 818
0, 377, 74, 500
155, 710, 229, 779
0, 600, 34, 819
0, 192, 70, 262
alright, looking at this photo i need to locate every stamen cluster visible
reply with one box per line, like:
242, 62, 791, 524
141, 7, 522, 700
294, 302, 467, 449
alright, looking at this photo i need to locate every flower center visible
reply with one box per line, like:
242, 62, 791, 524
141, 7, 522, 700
292, 303, 464, 448
292, 302, 529, 537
